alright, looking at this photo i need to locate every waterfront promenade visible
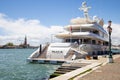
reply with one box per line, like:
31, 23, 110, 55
50, 55, 120, 80
75, 55, 120, 80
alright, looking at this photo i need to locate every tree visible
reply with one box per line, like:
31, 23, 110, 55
6, 42, 14, 46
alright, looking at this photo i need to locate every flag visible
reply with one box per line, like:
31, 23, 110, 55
70, 26, 72, 33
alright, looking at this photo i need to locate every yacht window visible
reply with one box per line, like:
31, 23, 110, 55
93, 30, 99, 35
105, 42, 109, 46
83, 39, 91, 44
65, 39, 79, 43
92, 40, 96, 44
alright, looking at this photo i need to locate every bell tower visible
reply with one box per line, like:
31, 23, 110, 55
24, 36, 27, 45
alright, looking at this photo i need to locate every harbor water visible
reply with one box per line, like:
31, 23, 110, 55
0, 49, 60, 80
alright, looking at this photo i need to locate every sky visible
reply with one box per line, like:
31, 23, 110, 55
0, 0, 120, 46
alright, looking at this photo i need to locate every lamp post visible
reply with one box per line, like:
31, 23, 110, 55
107, 20, 113, 63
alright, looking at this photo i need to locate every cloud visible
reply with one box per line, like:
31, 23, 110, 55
0, 13, 120, 46
0, 13, 64, 46
104, 23, 120, 45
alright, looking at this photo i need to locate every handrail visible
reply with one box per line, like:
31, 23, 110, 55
37, 43, 49, 58
28, 43, 49, 58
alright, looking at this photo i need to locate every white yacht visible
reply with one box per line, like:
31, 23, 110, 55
28, 2, 109, 63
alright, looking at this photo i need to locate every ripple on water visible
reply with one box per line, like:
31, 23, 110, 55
0, 49, 60, 80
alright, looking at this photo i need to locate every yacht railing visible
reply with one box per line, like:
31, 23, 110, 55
79, 44, 107, 52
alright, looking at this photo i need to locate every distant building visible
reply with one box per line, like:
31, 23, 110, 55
19, 36, 29, 48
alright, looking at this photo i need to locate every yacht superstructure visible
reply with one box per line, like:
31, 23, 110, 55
28, 2, 109, 63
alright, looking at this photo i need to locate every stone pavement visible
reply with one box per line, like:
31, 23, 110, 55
51, 62, 101, 80
75, 55, 120, 80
